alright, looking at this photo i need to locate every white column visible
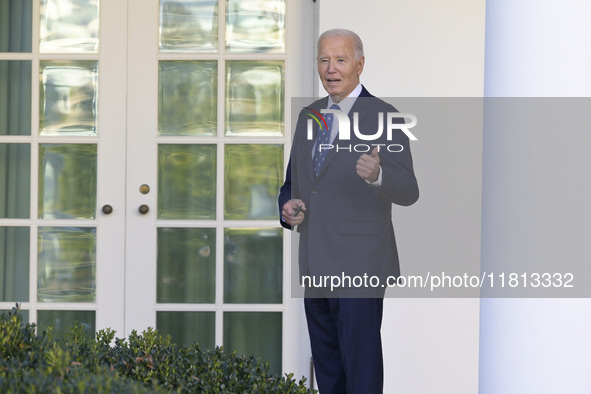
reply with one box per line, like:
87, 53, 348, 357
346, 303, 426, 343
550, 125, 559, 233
480, 1, 591, 393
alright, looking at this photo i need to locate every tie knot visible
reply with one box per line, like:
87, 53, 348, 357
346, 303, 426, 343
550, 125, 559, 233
324, 104, 340, 123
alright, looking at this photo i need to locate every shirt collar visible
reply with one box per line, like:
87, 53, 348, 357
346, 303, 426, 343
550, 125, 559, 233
327, 83, 362, 114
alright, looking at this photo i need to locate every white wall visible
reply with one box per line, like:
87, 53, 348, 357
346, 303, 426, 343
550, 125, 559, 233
317, 1, 486, 393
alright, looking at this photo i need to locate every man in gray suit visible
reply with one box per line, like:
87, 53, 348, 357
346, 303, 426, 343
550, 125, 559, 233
279, 29, 419, 393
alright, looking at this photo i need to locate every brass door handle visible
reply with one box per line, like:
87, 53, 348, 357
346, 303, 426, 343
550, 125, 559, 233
138, 204, 150, 214
102, 205, 113, 214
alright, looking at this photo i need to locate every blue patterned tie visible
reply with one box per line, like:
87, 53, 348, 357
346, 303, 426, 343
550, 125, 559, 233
314, 104, 340, 176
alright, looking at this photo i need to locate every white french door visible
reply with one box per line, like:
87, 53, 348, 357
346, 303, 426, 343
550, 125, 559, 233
0, 0, 128, 336
0, 0, 314, 377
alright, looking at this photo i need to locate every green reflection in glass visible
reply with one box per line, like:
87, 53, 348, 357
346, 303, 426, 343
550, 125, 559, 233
40, 0, 99, 53
38, 227, 96, 303
37, 310, 95, 339
0, 227, 30, 302
38, 144, 97, 220
0, 60, 32, 135
159, 0, 218, 52
157, 227, 215, 303
39, 60, 98, 135
224, 228, 282, 304
159, 61, 217, 136
224, 144, 283, 220
157, 311, 215, 348
0, 309, 29, 324
0, 144, 30, 219
224, 312, 282, 375
226, 0, 285, 53
158, 144, 216, 220
0, 0, 32, 52
225, 61, 284, 136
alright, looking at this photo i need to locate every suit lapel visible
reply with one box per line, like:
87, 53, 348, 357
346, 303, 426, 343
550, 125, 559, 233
304, 125, 317, 184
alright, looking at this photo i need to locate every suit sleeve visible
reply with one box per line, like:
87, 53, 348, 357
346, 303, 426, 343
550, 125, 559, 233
374, 111, 419, 206
278, 108, 308, 229
278, 160, 292, 230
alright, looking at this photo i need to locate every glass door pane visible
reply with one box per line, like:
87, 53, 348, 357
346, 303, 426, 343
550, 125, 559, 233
0, 60, 32, 135
157, 144, 217, 219
225, 60, 284, 136
37, 310, 95, 339
39, 60, 98, 135
224, 311, 282, 374
157, 227, 216, 303
0, 227, 30, 302
0, 144, 30, 218
158, 60, 218, 136
37, 226, 96, 303
159, 0, 218, 53
224, 144, 283, 219
40, 0, 99, 53
38, 144, 98, 219
223, 228, 282, 303
0, 0, 32, 53
157, 311, 215, 348
225, 0, 285, 53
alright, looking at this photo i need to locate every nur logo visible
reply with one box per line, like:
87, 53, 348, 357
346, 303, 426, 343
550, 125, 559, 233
303, 107, 418, 153
303, 107, 331, 132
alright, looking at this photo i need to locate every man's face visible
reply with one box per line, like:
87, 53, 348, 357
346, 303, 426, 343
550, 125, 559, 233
317, 35, 365, 103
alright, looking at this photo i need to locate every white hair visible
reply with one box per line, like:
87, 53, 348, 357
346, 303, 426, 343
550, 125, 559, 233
318, 29, 364, 59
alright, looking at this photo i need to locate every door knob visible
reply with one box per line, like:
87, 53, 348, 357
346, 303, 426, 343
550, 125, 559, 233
102, 205, 113, 214
138, 204, 150, 214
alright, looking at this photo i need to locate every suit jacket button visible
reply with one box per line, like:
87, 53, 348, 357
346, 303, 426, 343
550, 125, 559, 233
312, 189, 317, 194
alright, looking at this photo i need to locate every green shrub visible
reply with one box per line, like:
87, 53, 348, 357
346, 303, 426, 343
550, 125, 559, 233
0, 306, 315, 393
